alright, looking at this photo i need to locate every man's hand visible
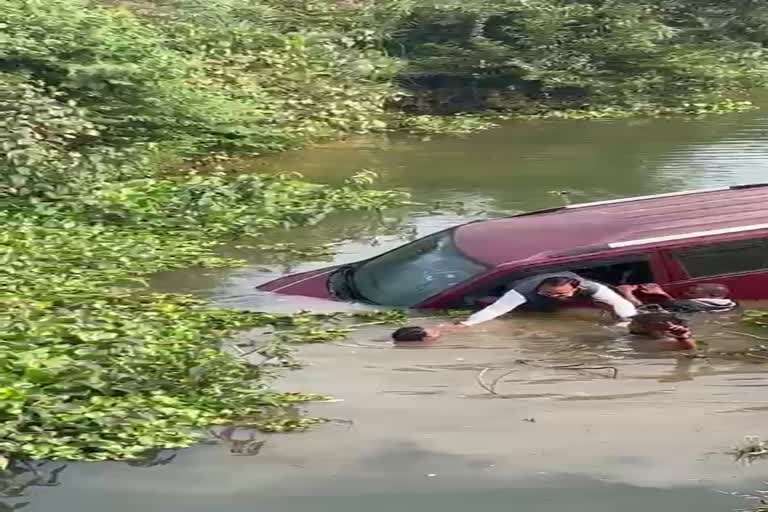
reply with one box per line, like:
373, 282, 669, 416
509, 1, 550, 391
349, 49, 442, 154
638, 283, 674, 300
616, 285, 644, 306
666, 323, 692, 339
665, 323, 696, 350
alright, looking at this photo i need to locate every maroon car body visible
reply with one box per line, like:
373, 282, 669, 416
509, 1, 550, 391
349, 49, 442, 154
258, 184, 768, 309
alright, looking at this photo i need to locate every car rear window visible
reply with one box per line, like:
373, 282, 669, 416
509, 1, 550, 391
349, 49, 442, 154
672, 237, 768, 278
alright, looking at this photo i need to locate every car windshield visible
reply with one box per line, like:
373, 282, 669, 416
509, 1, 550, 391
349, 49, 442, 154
351, 230, 488, 307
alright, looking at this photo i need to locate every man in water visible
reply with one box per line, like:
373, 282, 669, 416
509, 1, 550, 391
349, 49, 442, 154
391, 326, 440, 345
389, 273, 723, 350
446, 272, 637, 330
628, 312, 696, 350
617, 283, 736, 313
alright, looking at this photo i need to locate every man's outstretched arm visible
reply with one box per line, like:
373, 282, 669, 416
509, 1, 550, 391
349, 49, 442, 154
591, 284, 638, 320
459, 289, 527, 327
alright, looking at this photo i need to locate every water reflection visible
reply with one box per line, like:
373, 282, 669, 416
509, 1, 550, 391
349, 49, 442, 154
253, 105, 768, 212
0, 461, 67, 510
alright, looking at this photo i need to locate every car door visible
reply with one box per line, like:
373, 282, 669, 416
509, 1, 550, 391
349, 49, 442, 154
660, 235, 768, 301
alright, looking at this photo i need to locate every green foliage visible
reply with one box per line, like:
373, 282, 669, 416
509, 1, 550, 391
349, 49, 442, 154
3, 0, 768, 187
391, 113, 499, 134
513, 99, 756, 119
0, 0, 414, 462
652, 0, 768, 46
388, 0, 768, 115
0, 0, 213, 143
1, 293, 302, 461
0, 0, 399, 191
0, 74, 151, 198
0, 169, 407, 462
0, 291, 404, 461
148, 0, 400, 146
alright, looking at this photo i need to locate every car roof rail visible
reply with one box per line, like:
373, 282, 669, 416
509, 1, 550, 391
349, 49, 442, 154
562, 187, 729, 209
564, 183, 768, 209
506, 183, 768, 219
730, 183, 768, 190
609, 223, 768, 249
546, 222, 768, 259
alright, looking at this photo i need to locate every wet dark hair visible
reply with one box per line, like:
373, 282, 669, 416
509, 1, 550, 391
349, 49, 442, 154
392, 326, 428, 342
630, 312, 687, 330
536, 276, 580, 289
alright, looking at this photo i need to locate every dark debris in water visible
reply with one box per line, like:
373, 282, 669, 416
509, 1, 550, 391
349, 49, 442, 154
206, 426, 267, 456
126, 450, 178, 467
730, 436, 768, 465
475, 360, 619, 395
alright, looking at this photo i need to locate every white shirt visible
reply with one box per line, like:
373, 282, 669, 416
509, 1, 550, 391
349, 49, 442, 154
461, 283, 637, 326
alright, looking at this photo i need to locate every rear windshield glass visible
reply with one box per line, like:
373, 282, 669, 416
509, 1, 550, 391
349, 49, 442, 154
352, 230, 488, 307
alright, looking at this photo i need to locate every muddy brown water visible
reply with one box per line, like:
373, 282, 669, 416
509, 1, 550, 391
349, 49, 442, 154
24, 108, 768, 512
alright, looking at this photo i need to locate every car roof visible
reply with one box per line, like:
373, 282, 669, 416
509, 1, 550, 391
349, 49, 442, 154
453, 184, 768, 266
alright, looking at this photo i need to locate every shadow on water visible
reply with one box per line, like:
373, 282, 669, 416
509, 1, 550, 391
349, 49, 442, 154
28, 104, 768, 511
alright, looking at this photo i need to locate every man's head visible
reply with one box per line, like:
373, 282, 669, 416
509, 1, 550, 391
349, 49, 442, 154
630, 312, 689, 338
686, 283, 730, 299
536, 277, 581, 300
391, 326, 439, 343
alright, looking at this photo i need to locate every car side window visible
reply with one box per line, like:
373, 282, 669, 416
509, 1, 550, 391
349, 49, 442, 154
672, 238, 768, 278
566, 260, 653, 286
460, 257, 653, 307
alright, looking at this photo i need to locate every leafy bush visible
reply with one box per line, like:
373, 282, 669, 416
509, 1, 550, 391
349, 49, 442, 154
153, 0, 399, 140
388, 0, 768, 114
1, 0, 197, 141
0, 74, 149, 198
0, 0, 399, 198
0, 171, 407, 461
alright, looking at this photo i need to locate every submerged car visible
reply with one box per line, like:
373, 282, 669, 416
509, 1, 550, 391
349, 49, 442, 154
258, 184, 768, 309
